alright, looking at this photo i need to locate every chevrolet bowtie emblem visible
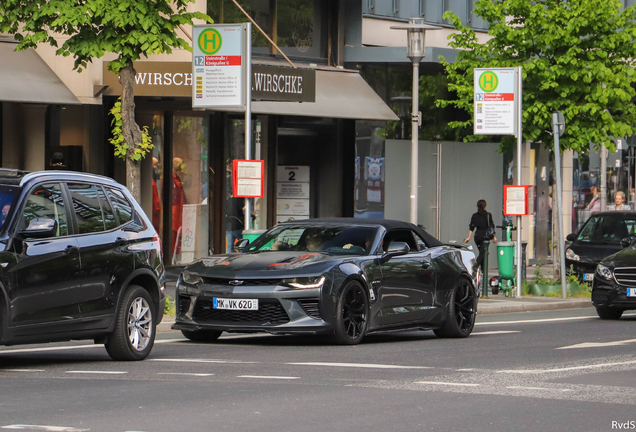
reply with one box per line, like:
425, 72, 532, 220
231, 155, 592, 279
229, 280, 244, 286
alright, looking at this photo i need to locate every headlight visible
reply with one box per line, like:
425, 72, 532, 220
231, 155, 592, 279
181, 270, 202, 285
565, 248, 580, 261
282, 276, 325, 289
596, 264, 613, 280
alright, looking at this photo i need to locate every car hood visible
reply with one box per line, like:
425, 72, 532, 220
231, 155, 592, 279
600, 247, 636, 268
184, 251, 347, 278
567, 241, 622, 263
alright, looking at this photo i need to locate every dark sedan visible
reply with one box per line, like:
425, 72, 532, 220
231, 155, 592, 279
565, 211, 636, 282
172, 218, 480, 344
592, 243, 636, 319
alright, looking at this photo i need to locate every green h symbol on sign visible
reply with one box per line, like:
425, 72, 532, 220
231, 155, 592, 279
199, 28, 222, 55
479, 71, 498, 92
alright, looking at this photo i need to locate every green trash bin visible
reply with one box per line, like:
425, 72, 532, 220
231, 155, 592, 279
496, 241, 516, 280
242, 229, 267, 243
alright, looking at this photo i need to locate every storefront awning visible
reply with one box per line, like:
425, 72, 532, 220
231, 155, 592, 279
250, 69, 398, 121
0, 42, 80, 105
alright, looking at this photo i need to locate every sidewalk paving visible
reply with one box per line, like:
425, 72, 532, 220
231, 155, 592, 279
156, 295, 593, 334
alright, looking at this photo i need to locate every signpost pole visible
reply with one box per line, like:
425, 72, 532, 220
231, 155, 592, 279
244, 23, 252, 231
515, 67, 523, 298
552, 112, 567, 298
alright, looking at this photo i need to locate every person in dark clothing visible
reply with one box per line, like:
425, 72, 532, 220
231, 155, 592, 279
464, 199, 497, 269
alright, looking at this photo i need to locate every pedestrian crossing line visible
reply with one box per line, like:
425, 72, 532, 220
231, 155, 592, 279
472, 330, 521, 335
287, 362, 432, 369
498, 359, 636, 374
557, 338, 636, 349
506, 386, 573, 392
415, 381, 480, 387
157, 372, 214, 377
65, 371, 128, 375
0, 369, 44, 372
150, 358, 257, 364
237, 375, 300, 380
1, 426, 89, 431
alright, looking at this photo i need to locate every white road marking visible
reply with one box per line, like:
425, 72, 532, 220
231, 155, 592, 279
237, 375, 300, 380
2, 426, 89, 431
506, 386, 573, 392
286, 362, 432, 369
150, 358, 256, 364
415, 381, 480, 387
0, 345, 98, 354
157, 372, 214, 377
476, 316, 596, 326
499, 359, 636, 374
557, 338, 636, 349
0, 369, 44, 372
472, 330, 521, 335
65, 371, 128, 375
455, 368, 476, 371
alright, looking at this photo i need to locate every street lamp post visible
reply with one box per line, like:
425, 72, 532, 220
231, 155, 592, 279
391, 18, 441, 224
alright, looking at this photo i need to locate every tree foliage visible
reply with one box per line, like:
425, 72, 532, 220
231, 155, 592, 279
438, 0, 636, 153
0, 0, 209, 74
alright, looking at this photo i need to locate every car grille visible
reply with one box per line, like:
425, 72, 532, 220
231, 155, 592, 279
298, 299, 321, 319
178, 297, 191, 315
192, 299, 290, 325
613, 267, 636, 287
202, 277, 282, 286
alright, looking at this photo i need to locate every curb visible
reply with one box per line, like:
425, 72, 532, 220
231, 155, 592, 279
157, 318, 176, 333
477, 300, 592, 315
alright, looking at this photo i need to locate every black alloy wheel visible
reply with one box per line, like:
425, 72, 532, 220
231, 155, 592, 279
181, 329, 223, 342
331, 281, 369, 345
434, 278, 476, 338
595, 306, 623, 320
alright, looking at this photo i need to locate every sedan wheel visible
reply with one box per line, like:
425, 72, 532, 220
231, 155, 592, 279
596, 306, 623, 320
105, 285, 156, 361
331, 281, 369, 345
434, 278, 476, 338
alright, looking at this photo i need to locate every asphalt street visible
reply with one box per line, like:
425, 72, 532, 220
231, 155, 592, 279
0, 307, 635, 432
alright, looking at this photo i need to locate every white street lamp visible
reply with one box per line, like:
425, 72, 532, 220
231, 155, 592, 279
391, 18, 441, 224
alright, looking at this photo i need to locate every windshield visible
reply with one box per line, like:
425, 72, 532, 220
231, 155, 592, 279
0, 185, 20, 231
577, 214, 636, 244
248, 225, 378, 255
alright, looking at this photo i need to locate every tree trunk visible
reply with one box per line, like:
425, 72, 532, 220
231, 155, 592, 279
118, 62, 143, 202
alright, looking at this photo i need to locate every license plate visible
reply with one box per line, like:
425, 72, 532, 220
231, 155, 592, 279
213, 298, 258, 310
583, 273, 594, 281
628, 289, 636, 297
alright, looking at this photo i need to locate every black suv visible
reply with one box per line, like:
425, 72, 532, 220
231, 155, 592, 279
0, 169, 165, 360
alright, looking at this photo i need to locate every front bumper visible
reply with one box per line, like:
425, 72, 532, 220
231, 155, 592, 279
172, 284, 335, 335
565, 259, 597, 280
592, 277, 636, 310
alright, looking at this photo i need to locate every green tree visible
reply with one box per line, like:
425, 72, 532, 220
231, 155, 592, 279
438, 0, 636, 153
0, 1, 211, 201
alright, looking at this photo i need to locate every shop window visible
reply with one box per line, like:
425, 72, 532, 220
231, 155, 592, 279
207, 0, 272, 50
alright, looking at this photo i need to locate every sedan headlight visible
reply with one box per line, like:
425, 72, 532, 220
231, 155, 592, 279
565, 248, 580, 261
282, 276, 325, 289
181, 270, 202, 285
596, 264, 613, 280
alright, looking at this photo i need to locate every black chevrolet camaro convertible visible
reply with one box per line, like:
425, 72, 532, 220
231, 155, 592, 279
173, 218, 480, 344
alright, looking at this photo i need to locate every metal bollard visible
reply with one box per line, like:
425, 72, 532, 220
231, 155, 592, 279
481, 240, 490, 298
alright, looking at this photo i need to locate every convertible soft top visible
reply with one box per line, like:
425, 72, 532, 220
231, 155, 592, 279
277, 217, 443, 247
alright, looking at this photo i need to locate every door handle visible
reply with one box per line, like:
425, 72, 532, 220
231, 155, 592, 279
421, 260, 432, 269
116, 237, 128, 246
64, 245, 78, 253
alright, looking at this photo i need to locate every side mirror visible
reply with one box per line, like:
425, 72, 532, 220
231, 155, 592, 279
380, 241, 410, 263
620, 235, 636, 248
19, 217, 57, 239
234, 238, 250, 252
566, 233, 577, 242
